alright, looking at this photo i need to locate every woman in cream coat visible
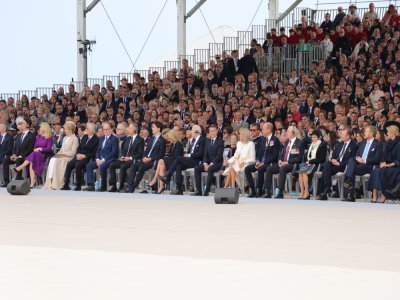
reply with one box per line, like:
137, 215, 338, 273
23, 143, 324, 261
223, 127, 256, 188
44, 121, 79, 190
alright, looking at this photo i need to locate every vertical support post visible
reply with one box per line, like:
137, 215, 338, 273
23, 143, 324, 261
269, 0, 279, 26
77, 0, 87, 83
177, 0, 186, 60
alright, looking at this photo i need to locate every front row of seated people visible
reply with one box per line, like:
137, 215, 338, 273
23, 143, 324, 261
1, 116, 400, 202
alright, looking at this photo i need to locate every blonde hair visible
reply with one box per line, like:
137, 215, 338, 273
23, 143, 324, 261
387, 125, 400, 136
166, 130, 181, 144
63, 121, 76, 134
39, 122, 52, 139
239, 127, 252, 143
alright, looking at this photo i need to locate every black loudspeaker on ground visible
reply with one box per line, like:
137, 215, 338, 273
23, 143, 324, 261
214, 188, 239, 204
7, 180, 31, 195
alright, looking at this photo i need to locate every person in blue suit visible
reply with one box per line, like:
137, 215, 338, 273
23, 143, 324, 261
343, 126, 382, 202
317, 126, 357, 200
159, 125, 205, 195
85, 122, 119, 191
192, 124, 224, 196
126, 121, 166, 193
369, 121, 400, 203
0, 122, 14, 166
245, 122, 281, 198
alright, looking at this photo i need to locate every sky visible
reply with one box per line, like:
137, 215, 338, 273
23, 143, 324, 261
1, 0, 376, 94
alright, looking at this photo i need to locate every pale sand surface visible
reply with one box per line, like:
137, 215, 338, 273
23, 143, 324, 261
0, 189, 399, 299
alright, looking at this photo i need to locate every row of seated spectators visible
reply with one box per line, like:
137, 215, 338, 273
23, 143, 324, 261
1, 3, 400, 200
0, 115, 399, 202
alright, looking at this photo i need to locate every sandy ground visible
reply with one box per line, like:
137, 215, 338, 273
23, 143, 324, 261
0, 189, 399, 299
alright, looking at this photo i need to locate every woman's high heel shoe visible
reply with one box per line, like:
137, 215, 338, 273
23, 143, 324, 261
155, 186, 165, 194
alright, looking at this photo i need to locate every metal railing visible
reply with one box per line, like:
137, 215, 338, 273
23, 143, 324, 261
2, 5, 398, 101
255, 43, 328, 77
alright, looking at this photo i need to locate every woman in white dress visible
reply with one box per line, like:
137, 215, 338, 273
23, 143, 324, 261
44, 121, 79, 190
223, 127, 256, 188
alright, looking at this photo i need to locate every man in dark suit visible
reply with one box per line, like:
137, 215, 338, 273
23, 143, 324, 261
85, 122, 119, 191
108, 123, 144, 192
0, 122, 14, 166
264, 126, 305, 199
197, 72, 212, 92
238, 49, 259, 82
61, 122, 99, 191
192, 124, 224, 196
159, 125, 205, 195
1, 116, 35, 186
126, 121, 166, 193
245, 123, 281, 197
117, 86, 132, 105
225, 50, 239, 84
99, 92, 117, 116
343, 126, 382, 201
181, 75, 196, 96
317, 127, 358, 200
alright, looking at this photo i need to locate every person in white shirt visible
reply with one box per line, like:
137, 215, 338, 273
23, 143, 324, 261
223, 127, 256, 188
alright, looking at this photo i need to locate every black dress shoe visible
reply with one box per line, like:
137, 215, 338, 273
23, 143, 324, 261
74, 186, 81, 191
274, 193, 284, 199
262, 193, 272, 198
248, 192, 256, 198
170, 189, 183, 195
86, 185, 95, 191
330, 191, 340, 198
256, 192, 264, 198
97, 187, 107, 192
140, 190, 149, 194
342, 193, 355, 202
60, 185, 71, 191
203, 191, 209, 196
317, 193, 328, 200
109, 186, 117, 192
191, 191, 203, 196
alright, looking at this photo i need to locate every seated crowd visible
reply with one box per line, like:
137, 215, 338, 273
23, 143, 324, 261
1, 3, 400, 202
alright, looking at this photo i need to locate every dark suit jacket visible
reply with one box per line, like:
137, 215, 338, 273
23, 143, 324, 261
123, 135, 144, 160
96, 134, 119, 162
202, 138, 224, 166
0, 133, 14, 164
238, 55, 259, 80
257, 135, 281, 165
99, 100, 117, 115
188, 136, 206, 161
253, 136, 264, 157
13, 131, 35, 159
168, 141, 184, 162
306, 141, 328, 164
77, 134, 99, 161
182, 82, 196, 96
356, 139, 382, 166
117, 96, 132, 105
144, 135, 166, 161
225, 57, 238, 84
197, 79, 212, 92
243, 115, 255, 125
331, 139, 358, 167
280, 138, 305, 164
